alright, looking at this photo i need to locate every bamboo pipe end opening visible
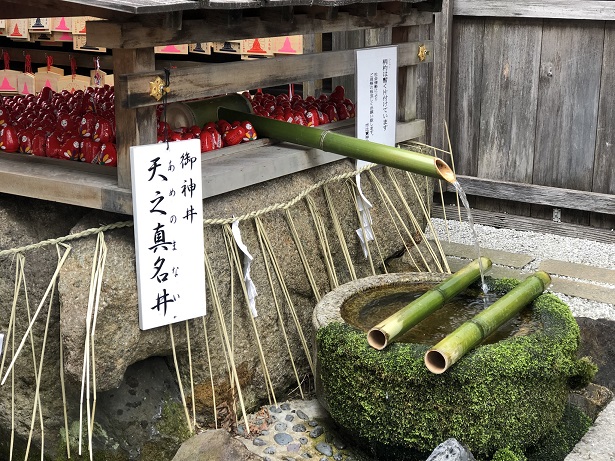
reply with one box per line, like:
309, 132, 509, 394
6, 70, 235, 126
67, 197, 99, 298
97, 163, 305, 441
424, 349, 448, 374
367, 328, 388, 350
435, 158, 456, 184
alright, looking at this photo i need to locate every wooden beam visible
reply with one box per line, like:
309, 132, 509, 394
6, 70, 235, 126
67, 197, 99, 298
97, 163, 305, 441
453, 0, 615, 20
447, 175, 615, 215
2, 0, 132, 20
122, 40, 433, 109
87, 9, 434, 48
113, 48, 157, 190
431, 0, 452, 150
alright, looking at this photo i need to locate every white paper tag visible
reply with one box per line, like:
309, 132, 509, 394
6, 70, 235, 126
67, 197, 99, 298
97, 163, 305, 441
0, 333, 4, 357
355, 168, 375, 258
231, 220, 258, 317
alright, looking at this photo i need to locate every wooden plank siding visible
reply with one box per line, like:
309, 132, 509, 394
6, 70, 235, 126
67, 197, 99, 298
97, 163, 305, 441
592, 22, 615, 228
445, 14, 615, 228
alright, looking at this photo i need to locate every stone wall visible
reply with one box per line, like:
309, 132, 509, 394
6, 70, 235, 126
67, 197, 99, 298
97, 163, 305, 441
0, 159, 434, 460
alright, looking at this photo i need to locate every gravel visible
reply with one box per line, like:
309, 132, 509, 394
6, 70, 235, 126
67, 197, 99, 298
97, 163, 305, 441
427, 218, 615, 321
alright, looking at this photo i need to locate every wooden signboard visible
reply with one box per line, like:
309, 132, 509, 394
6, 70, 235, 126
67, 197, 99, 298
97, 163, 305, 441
7, 19, 30, 41
155, 44, 189, 55
189, 43, 212, 55
51, 17, 72, 32
273, 36, 304, 55
241, 38, 273, 56
73, 35, 106, 53
29, 18, 51, 32
0, 69, 20, 95
213, 41, 241, 54
17, 72, 35, 95
130, 139, 206, 330
58, 75, 91, 93
35, 65, 64, 94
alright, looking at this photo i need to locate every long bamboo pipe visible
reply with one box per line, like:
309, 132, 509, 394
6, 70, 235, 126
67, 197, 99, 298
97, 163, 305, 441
217, 107, 456, 183
424, 271, 552, 374
367, 258, 492, 350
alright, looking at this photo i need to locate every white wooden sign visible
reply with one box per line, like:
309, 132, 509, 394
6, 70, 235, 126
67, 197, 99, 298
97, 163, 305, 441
130, 139, 206, 330
355, 46, 397, 147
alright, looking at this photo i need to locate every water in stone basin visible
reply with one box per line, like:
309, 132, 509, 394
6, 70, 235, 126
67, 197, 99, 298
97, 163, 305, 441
341, 283, 541, 345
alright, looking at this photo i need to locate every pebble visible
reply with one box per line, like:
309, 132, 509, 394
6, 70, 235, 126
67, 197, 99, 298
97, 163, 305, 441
275, 422, 288, 431
285, 414, 295, 422
332, 438, 346, 450
292, 423, 307, 432
254, 437, 267, 446
299, 436, 308, 445
316, 442, 333, 456
308, 420, 319, 427
302, 454, 312, 458
281, 403, 291, 410
333, 454, 343, 461
287, 442, 301, 452
310, 426, 324, 438
264, 446, 277, 455
270, 406, 283, 414
297, 409, 310, 420
274, 432, 293, 446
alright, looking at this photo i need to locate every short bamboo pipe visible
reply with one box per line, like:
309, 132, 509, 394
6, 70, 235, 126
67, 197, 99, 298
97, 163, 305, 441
366, 258, 492, 350
424, 271, 552, 374
218, 107, 456, 184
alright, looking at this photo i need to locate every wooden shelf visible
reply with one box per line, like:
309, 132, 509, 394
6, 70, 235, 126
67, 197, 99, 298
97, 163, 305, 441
0, 119, 424, 215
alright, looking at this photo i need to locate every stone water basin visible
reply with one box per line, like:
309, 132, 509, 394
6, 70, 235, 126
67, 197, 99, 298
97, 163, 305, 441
312, 273, 595, 460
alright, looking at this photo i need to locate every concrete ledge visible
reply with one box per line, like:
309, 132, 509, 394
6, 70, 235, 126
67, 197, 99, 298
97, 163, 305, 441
550, 277, 615, 305
539, 260, 615, 286
433, 240, 535, 268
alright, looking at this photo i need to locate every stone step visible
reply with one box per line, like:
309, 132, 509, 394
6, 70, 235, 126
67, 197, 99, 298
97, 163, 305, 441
539, 259, 615, 286
431, 240, 535, 268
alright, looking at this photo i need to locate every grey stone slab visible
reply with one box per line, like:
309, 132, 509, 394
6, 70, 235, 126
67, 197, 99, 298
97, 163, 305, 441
539, 259, 615, 285
549, 277, 615, 305
564, 400, 615, 461
447, 258, 526, 280
433, 240, 535, 268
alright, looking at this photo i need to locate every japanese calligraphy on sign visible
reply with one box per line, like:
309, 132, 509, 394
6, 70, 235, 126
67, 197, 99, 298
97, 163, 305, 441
355, 46, 398, 147
130, 139, 206, 330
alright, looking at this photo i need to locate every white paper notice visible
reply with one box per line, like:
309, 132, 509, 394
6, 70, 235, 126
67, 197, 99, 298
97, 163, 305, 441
231, 220, 258, 317
353, 46, 398, 257
130, 139, 206, 330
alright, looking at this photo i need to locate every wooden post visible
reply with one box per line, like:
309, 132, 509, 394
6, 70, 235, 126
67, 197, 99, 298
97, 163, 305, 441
393, 26, 419, 124
303, 33, 323, 97
431, 0, 453, 150
113, 48, 157, 190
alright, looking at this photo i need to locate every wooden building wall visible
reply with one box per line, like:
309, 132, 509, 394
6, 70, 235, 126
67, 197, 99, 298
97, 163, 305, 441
439, 4, 615, 229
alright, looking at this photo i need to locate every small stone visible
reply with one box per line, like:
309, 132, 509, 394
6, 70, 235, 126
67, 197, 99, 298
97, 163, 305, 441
316, 442, 333, 457
332, 438, 346, 450
275, 422, 288, 431
320, 458, 328, 461
309, 426, 324, 438
261, 430, 270, 435
298, 437, 308, 445
292, 423, 307, 432
308, 420, 319, 427
274, 432, 293, 446
333, 454, 343, 461
281, 402, 291, 410
264, 446, 277, 455
426, 438, 475, 461
264, 457, 273, 461
302, 454, 312, 458
253, 437, 267, 446
270, 405, 283, 414
285, 414, 295, 422
296, 409, 309, 420
236, 425, 245, 435
287, 442, 301, 452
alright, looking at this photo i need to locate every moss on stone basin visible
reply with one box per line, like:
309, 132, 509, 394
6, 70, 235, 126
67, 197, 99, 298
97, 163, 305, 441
313, 274, 595, 460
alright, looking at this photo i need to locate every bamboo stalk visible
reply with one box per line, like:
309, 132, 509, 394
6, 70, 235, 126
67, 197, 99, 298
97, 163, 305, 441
425, 271, 551, 374
217, 107, 456, 183
367, 257, 492, 350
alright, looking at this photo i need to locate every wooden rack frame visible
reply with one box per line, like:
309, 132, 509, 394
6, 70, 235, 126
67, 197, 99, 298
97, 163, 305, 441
0, 1, 437, 215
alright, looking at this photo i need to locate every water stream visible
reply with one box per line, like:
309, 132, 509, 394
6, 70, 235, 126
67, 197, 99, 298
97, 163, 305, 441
451, 180, 488, 295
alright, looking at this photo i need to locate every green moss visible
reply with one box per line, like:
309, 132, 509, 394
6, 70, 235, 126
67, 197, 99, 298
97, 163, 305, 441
492, 447, 527, 461
525, 404, 592, 461
156, 401, 192, 443
316, 284, 594, 460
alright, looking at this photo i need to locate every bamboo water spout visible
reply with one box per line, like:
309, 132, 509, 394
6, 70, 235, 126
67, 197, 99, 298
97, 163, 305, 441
217, 106, 456, 183
424, 271, 552, 374
366, 258, 492, 350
